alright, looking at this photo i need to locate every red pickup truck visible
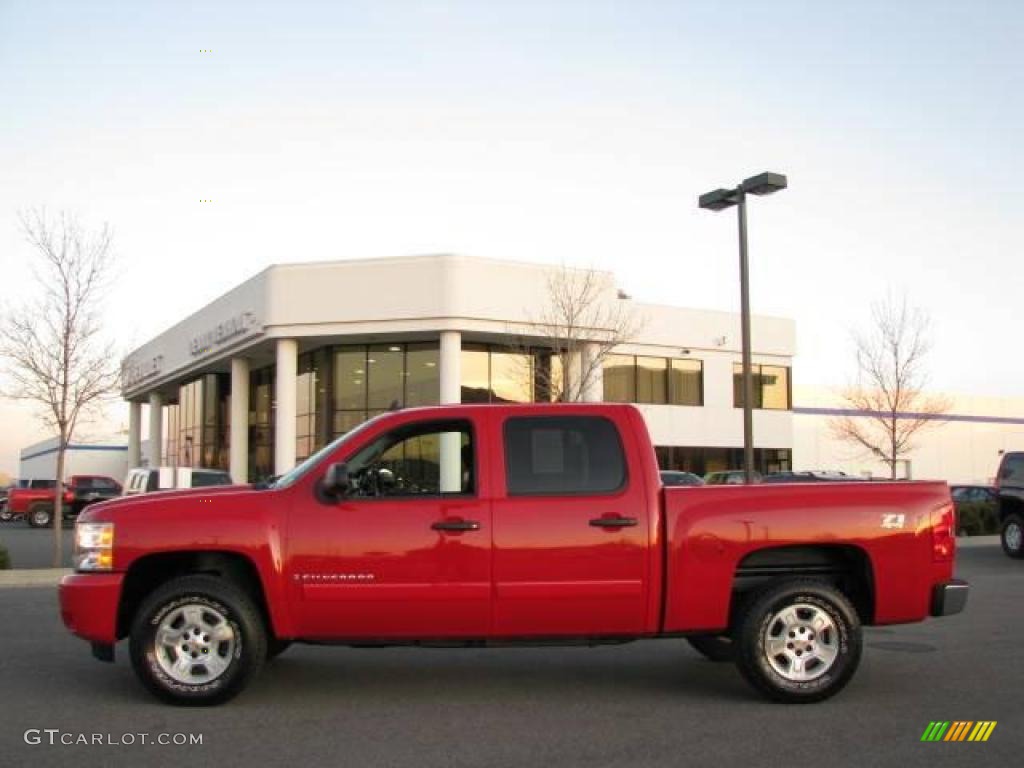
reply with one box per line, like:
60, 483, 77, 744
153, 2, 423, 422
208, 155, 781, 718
6, 475, 122, 527
59, 404, 967, 706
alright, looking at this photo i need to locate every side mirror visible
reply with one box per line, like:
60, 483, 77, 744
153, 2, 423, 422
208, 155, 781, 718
322, 462, 351, 498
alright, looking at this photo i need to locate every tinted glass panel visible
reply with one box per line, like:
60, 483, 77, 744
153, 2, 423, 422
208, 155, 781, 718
602, 355, 635, 403
669, 359, 703, 406
333, 347, 366, 411
761, 366, 790, 410
490, 349, 532, 403
460, 344, 491, 403
367, 344, 404, 409
636, 356, 667, 404
1002, 455, 1024, 485
405, 343, 440, 407
192, 472, 232, 487
504, 416, 626, 495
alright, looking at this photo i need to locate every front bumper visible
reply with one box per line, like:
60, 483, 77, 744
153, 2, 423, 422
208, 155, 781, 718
931, 579, 969, 617
58, 572, 124, 644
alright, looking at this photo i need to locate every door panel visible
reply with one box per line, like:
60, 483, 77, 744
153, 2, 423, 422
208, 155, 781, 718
491, 414, 650, 636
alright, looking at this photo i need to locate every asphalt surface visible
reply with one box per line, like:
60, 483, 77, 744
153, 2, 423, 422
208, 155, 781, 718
0, 525, 75, 568
0, 537, 1019, 768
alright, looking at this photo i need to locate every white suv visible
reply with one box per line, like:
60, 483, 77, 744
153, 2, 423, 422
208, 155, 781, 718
122, 467, 233, 496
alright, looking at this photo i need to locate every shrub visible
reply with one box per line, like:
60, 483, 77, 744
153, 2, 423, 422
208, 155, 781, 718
955, 501, 1000, 537
0, 542, 10, 570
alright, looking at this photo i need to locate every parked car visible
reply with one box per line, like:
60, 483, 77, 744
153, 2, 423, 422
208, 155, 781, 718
763, 471, 865, 484
659, 470, 704, 486
122, 467, 233, 496
704, 469, 762, 484
996, 452, 1024, 558
949, 484, 999, 536
60, 403, 966, 706
7, 476, 122, 527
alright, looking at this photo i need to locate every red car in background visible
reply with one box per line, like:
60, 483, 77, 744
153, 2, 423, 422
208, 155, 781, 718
5, 475, 122, 527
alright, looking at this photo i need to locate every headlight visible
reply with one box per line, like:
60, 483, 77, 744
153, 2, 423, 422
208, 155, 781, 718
74, 522, 114, 571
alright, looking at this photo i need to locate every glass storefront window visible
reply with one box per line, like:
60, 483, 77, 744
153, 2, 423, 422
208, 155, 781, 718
669, 359, 703, 406
460, 344, 491, 403
406, 343, 440, 408
733, 363, 791, 410
490, 348, 532, 403
334, 347, 366, 411
603, 355, 636, 403
761, 366, 790, 410
636, 356, 668, 404
367, 344, 404, 410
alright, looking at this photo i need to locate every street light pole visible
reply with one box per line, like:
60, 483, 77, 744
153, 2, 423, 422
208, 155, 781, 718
698, 172, 787, 485
736, 191, 755, 484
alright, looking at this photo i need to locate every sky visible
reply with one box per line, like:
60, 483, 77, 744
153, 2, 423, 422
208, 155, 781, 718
0, 0, 1021, 473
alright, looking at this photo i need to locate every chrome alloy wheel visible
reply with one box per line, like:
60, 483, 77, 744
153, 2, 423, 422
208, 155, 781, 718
763, 603, 839, 682
154, 603, 237, 684
1006, 521, 1023, 553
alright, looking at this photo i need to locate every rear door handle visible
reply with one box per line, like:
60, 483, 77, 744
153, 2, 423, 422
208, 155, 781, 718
431, 519, 481, 532
589, 516, 637, 528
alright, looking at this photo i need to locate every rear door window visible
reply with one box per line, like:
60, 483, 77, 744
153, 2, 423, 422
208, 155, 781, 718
504, 415, 626, 495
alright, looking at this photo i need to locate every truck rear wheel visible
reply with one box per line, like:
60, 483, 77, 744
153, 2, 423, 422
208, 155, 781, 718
1001, 514, 1024, 559
27, 503, 53, 528
734, 579, 861, 704
129, 575, 267, 706
686, 634, 734, 662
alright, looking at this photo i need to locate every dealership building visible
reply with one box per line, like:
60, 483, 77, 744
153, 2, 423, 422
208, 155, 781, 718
120, 254, 796, 482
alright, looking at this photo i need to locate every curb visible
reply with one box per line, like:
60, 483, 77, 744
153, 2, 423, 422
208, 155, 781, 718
0, 568, 71, 588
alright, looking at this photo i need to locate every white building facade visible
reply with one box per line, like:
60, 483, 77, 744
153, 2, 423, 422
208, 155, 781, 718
121, 255, 796, 483
19, 437, 129, 482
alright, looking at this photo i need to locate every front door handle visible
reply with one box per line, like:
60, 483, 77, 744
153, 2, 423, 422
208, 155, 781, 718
589, 516, 637, 528
431, 519, 481, 532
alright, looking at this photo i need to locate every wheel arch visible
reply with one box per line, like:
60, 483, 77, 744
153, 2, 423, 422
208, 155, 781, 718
117, 550, 277, 639
731, 544, 875, 626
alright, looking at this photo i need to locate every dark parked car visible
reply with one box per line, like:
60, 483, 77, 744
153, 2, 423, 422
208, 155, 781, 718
950, 485, 997, 504
659, 470, 704, 486
996, 452, 1024, 558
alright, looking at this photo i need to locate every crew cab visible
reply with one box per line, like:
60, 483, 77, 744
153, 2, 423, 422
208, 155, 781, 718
59, 404, 967, 706
8, 475, 122, 527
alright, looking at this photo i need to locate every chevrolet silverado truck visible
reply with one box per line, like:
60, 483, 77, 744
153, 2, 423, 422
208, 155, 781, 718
8, 475, 122, 527
59, 404, 968, 706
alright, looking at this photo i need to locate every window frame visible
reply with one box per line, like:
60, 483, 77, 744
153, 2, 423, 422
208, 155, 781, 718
342, 418, 478, 501
502, 414, 629, 498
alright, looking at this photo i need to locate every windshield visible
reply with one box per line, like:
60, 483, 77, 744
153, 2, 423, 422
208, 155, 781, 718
271, 415, 385, 490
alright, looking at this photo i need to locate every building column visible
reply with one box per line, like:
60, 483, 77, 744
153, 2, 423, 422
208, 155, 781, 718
581, 342, 604, 402
147, 393, 163, 467
274, 339, 298, 475
230, 357, 250, 484
439, 330, 462, 492
127, 401, 142, 468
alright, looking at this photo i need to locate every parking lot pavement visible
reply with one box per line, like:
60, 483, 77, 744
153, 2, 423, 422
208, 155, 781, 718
0, 538, 1019, 768
0, 526, 75, 568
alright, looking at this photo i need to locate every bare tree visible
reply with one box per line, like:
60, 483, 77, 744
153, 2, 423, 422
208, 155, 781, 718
829, 295, 950, 479
513, 265, 639, 402
0, 210, 120, 566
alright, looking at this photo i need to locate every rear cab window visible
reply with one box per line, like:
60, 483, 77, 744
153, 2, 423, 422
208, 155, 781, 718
1000, 454, 1024, 487
503, 415, 627, 495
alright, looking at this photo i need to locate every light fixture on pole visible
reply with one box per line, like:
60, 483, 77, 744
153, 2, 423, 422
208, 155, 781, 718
699, 172, 787, 484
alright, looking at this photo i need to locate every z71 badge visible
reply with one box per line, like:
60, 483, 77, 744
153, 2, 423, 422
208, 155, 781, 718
881, 513, 906, 530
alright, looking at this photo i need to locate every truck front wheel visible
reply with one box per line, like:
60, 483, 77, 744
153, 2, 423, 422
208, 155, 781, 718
129, 575, 267, 706
1000, 514, 1024, 559
734, 579, 862, 704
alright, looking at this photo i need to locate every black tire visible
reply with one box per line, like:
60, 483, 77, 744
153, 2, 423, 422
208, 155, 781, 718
734, 579, 862, 704
1001, 514, 1024, 559
267, 638, 293, 660
129, 575, 267, 706
27, 503, 53, 528
686, 634, 735, 662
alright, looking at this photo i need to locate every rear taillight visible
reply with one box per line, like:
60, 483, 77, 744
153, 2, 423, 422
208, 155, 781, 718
931, 503, 955, 562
